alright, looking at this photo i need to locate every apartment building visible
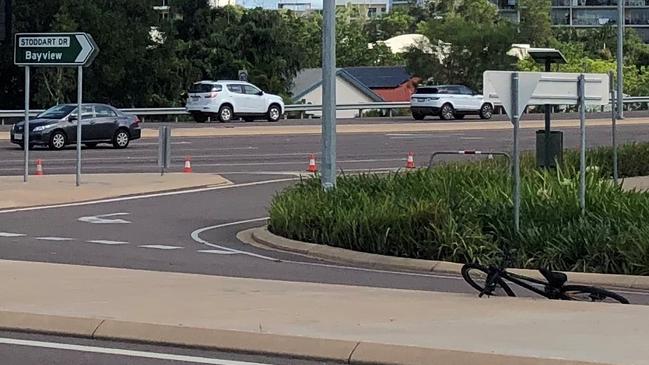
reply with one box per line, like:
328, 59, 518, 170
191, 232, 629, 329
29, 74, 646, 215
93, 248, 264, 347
278, 1, 313, 12
491, 0, 649, 41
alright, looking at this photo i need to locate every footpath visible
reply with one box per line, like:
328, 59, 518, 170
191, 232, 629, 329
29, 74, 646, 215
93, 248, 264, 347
0, 173, 231, 209
0, 259, 648, 365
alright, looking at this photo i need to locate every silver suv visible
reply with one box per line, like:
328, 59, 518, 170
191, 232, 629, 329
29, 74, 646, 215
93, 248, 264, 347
410, 85, 494, 120
185, 80, 285, 123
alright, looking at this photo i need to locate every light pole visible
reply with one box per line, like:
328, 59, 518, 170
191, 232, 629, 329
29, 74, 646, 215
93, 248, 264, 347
321, 0, 336, 190
617, 0, 624, 119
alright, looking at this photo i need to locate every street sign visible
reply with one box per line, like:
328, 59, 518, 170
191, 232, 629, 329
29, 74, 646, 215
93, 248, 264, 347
14, 32, 99, 67
483, 71, 609, 117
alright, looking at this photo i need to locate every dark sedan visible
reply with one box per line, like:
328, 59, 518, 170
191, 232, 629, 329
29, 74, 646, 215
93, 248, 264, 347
10, 103, 141, 150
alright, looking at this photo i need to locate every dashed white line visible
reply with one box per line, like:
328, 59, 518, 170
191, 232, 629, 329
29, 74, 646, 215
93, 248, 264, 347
0, 337, 273, 365
87, 240, 129, 245
0, 232, 25, 237
34, 237, 75, 241
138, 245, 183, 250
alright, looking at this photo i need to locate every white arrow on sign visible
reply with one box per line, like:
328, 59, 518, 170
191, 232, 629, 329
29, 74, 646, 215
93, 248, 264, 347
78, 213, 131, 224
75, 34, 92, 63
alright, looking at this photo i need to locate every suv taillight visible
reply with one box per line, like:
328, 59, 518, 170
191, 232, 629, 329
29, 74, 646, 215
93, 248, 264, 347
205, 91, 219, 98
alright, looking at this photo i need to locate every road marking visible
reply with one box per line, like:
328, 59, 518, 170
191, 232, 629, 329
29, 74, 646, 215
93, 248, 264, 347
87, 240, 129, 245
139, 245, 183, 250
192, 218, 463, 280
34, 237, 75, 241
460, 137, 485, 140
0, 178, 297, 215
197, 249, 238, 255
0, 337, 273, 365
190, 218, 280, 262
78, 213, 131, 224
0, 232, 25, 237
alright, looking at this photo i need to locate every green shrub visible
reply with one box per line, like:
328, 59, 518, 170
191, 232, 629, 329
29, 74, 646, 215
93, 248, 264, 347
268, 145, 649, 275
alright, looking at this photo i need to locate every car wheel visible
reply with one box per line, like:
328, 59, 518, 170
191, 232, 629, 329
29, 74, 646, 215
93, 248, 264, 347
412, 112, 425, 120
49, 131, 67, 150
112, 129, 130, 149
218, 105, 234, 123
267, 104, 281, 122
440, 104, 455, 120
85, 142, 98, 148
192, 113, 208, 123
480, 103, 493, 120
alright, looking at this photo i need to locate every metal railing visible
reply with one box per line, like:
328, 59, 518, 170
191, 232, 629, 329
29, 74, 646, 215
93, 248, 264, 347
428, 150, 512, 168
1, 97, 649, 124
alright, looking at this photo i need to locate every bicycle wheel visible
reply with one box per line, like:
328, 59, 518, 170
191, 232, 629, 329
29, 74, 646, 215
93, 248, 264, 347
461, 264, 516, 297
561, 285, 629, 304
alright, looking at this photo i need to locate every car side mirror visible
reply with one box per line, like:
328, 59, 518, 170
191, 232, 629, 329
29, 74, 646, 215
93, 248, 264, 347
257, 91, 264, 96
68, 115, 78, 122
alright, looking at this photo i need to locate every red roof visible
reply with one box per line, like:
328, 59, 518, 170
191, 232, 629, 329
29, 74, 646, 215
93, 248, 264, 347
373, 83, 416, 102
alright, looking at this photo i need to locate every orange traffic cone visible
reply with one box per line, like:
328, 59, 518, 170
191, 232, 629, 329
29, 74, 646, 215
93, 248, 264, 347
183, 156, 193, 173
35, 159, 44, 176
406, 152, 415, 169
307, 154, 317, 173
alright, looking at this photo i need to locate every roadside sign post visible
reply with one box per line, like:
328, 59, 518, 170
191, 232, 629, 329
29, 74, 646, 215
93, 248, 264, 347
511, 72, 521, 232
23, 66, 29, 183
158, 126, 171, 176
578, 75, 586, 214
14, 32, 98, 186
484, 71, 609, 232
609, 71, 619, 185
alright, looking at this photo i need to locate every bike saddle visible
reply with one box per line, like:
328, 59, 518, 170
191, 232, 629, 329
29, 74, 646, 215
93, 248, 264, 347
539, 268, 567, 287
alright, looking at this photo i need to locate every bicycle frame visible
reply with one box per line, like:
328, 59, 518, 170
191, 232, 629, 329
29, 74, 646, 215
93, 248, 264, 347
496, 270, 560, 299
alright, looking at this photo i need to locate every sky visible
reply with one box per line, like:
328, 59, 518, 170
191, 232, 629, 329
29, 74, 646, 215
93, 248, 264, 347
237, 0, 324, 9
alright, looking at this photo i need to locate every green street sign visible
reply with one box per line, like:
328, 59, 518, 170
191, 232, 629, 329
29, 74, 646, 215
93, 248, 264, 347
14, 32, 99, 67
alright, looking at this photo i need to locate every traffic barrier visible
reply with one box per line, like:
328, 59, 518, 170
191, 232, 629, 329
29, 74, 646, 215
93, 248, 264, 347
35, 159, 44, 176
406, 152, 416, 169
307, 154, 317, 173
428, 150, 512, 168
183, 156, 192, 173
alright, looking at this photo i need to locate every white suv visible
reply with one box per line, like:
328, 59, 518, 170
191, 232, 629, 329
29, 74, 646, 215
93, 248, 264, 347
185, 80, 285, 123
410, 85, 493, 121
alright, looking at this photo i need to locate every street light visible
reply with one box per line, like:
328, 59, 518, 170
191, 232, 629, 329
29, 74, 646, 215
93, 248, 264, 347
528, 48, 567, 169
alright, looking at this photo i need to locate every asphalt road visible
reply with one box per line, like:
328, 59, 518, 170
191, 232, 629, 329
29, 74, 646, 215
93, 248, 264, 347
2, 120, 649, 176
0, 331, 334, 365
0, 176, 648, 305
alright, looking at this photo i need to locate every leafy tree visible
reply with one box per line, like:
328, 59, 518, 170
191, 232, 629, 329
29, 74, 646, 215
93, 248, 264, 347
365, 9, 416, 43
518, 0, 553, 47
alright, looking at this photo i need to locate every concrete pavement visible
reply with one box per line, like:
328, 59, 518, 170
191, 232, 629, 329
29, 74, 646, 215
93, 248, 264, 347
0, 259, 646, 365
0, 173, 231, 209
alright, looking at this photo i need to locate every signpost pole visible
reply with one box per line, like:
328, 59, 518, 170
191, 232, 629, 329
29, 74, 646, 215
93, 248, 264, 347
511, 72, 520, 234
617, 0, 624, 120
76, 66, 82, 187
23, 66, 30, 183
609, 71, 618, 185
321, 0, 336, 190
578, 75, 586, 215
544, 60, 551, 169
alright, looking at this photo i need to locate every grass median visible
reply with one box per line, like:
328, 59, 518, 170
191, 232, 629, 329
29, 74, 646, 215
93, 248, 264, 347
269, 143, 649, 276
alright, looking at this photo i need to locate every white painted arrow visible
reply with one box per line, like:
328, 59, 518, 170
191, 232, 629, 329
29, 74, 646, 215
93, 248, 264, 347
78, 212, 131, 224
75, 34, 92, 63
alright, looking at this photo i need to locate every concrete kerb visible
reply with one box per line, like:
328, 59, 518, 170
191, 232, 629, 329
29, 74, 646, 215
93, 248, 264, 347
248, 227, 649, 291
0, 311, 611, 365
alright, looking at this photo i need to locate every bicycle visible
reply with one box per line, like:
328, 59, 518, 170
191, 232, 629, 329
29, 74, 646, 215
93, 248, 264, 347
461, 263, 630, 304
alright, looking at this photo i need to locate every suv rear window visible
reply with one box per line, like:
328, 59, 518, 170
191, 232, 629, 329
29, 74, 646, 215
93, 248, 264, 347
415, 87, 439, 94
189, 83, 221, 93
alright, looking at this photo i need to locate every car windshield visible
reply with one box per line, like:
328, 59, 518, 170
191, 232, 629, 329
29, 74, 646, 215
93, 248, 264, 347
415, 87, 439, 94
189, 83, 217, 93
38, 105, 76, 119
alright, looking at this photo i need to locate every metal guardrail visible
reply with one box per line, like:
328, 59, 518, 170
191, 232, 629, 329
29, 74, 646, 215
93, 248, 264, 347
428, 150, 512, 168
1, 97, 649, 123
